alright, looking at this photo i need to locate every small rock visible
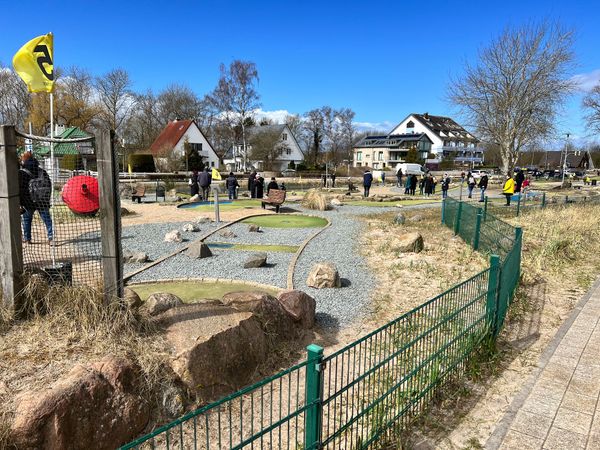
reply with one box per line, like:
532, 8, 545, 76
196, 216, 211, 224
123, 251, 149, 264
331, 198, 342, 206
123, 288, 142, 309
393, 213, 406, 225
145, 293, 183, 316
164, 230, 182, 243
182, 223, 200, 232
219, 230, 237, 238
409, 214, 425, 223
243, 252, 267, 268
120, 207, 134, 216
306, 262, 341, 289
393, 232, 424, 253
248, 224, 261, 233
277, 290, 316, 328
185, 242, 212, 259
161, 384, 185, 419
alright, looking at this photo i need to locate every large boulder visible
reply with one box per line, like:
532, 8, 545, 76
123, 287, 142, 309
394, 233, 424, 253
185, 242, 213, 259
243, 252, 267, 268
330, 198, 342, 207
306, 262, 341, 289
219, 229, 237, 238
11, 356, 149, 450
164, 230, 183, 243
408, 214, 425, 223
158, 302, 268, 399
196, 216, 212, 224
248, 224, 261, 233
277, 290, 316, 328
222, 291, 272, 312
182, 223, 200, 232
123, 250, 149, 264
145, 292, 184, 316
393, 213, 406, 225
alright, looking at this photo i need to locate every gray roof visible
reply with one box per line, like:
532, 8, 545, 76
354, 132, 433, 149
223, 125, 288, 159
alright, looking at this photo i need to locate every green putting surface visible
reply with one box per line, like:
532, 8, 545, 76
129, 281, 280, 302
242, 214, 328, 228
183, 199, 263, 212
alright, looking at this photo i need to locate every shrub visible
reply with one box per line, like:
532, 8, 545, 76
302, 189, 330, 211
128, 154, 156, 172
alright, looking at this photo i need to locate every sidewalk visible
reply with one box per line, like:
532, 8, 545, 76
487, 277, 600, 449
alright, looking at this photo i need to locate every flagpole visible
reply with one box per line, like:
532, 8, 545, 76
50, 92, 56, 265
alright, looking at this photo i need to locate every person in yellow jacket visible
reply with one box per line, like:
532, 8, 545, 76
503, 173, 515, 206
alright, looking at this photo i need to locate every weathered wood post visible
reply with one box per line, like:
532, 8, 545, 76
0, 125, 24, 313
96, 130, 123, 304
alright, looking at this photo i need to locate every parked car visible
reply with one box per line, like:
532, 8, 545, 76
280, 169, 297, 177
395, 163, 424, 176
470, 169, 488, 179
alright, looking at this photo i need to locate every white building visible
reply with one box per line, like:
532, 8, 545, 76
150, 119, 220, 169
223, 124, 304, 172
389, 113, 484, 164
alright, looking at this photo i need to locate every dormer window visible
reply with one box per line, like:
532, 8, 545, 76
406, 120, 415, 131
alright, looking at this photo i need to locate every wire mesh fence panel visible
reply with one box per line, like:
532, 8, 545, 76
17, 133, 102, 287
121, 361, 311, 450
320, 269, 491, 449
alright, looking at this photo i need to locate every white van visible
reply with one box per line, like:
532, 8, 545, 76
395, 163, 424, 176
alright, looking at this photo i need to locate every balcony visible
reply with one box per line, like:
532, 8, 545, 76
454, 156, 484, 163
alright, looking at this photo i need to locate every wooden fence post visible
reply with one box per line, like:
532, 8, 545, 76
96, 130, 123, 304
0, 125, 24, 314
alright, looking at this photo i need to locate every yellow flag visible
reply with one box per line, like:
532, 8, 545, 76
12, 33, 55, 93
211, 167, 222, 180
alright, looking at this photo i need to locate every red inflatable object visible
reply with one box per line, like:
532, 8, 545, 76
61, 175, 100, 215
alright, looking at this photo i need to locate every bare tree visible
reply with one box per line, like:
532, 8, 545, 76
208, 60, 260, 171
303, 109, 324, 167
95, 68, 135, 134
335, 108, 356, 165
55, 66, 101, 130
449, 22, 576, 172
158, 83, 201, 122
249, 127, 286, 171
0, 63, 30, 128
123, 89, 162, 150
583, 82, 600, 134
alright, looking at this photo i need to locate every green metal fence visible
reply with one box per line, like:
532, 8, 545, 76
121, 200, 521, 450
482, 191, 600, 219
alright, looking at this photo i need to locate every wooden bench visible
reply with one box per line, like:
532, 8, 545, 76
261, 189, 286, 213
131, 184, 146, 203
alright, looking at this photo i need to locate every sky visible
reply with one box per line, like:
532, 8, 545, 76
1, 0, 600, 146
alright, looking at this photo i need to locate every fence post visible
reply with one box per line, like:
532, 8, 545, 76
473, 210, 483, 250
515, 226, 523, 281
0, 125, 24, 314
486, 255, 501, 337
516, 192, 521, 217
214, 189, 220, 224
541, 192, 546, 208
305, 344, 324, 450
453, 201, 463, 236
96, 129, 123, 305
441, 198, 446, 224
483, 196, 488, 221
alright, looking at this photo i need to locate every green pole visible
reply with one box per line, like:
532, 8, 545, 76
441, 198, 446, 224
483, 196, 488, 221
542, 192, 546, 208
516, 192, 521, 217
454, 201, 463, 236
515, 227, 523, 285
486, 255, 501, 337
473, 210, 483, 251
305, 344, 324, 450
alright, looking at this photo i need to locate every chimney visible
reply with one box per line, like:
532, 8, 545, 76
424, 112, 429, 120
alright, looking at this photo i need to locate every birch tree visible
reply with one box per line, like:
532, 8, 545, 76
95, 68, 135, 134
583, 82, 600, 134
449, 22, 575, 172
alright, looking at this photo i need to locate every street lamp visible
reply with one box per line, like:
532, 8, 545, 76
561, 132, 571, 186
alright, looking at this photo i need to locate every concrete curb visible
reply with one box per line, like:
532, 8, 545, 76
485, 274, 600, 449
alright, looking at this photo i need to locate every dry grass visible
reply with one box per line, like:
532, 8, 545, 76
301, 189, 330, 211
0, 279, 171, 448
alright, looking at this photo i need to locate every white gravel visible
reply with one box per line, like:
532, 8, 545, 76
204, 222, 315, 246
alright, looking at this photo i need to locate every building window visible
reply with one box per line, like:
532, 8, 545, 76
357, 151, 362, 161
378, 151, 383, 161
190, 143, 203, 152
406, 120, 415, 130
211, 161, 215, 167
282, 133, 287, 141
366, 153, 370, 158
373, 163, 378, 169
357, 162, 362, 167
286, 148, 291, 155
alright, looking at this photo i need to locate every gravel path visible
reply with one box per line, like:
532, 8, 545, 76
204, 222, 315, 246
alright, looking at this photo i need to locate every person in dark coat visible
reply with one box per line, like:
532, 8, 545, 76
404, 175, 411, 194
515, 169, 525, 193
478, 173, 489, 202
380, 171, 386, 186
19, 153, 53, 244
396, 167, 403, 187
255, 174, 265, 198
424, 174, 434, 197
363, 170, 373, 197
225, 172, 239, 200
248, 171, 257, 198
331, 173, 336, 188
267, 177, 279, 195
190, 170, 199, 196
198, 167, 211, 201
441, 173, 451, 199
410, 174, 418, 195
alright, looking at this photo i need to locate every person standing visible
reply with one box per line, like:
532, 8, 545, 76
189, 169, 199, 197
331, 173, 336, 188
404, 174, 411, 194
363, 169, 373, 197
410, 174, 418, 195
255, 173, 265, 198
381, 171, 386, 186
226, 172, 239, 200
396, 167, 403, 187
419, 175, 425, 195
503, 173, 515, 206
198, 167, 211, 201
19, 153, 53, 244
515, 169, 525, 193
322, 173, 327, 187
467, 172, 476, 198
478, 173, 488, 202
441, 173, 450, 199
248, 171, 257, 198
424, 173, 434, 197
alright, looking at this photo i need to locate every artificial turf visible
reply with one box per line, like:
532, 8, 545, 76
241, 214, 328, 228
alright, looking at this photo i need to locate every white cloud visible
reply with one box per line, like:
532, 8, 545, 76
253, 108, 295, 124
353, 121, 394, 132
570, 69, 600, 92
